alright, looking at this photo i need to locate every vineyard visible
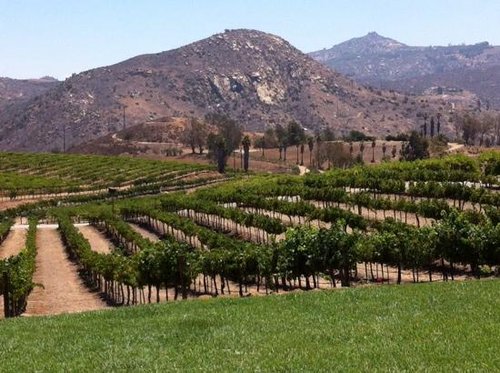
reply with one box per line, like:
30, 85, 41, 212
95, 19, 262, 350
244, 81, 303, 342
0, 152, 214, 199
0, 151, 498, 319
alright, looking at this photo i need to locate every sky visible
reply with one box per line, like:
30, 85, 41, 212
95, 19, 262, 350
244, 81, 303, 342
2, 0, 500, 80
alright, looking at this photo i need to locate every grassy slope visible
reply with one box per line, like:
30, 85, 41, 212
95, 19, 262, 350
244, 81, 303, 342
1, 280, 499, 372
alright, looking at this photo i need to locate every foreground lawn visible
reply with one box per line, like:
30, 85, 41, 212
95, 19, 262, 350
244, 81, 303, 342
1, 280, 499, 372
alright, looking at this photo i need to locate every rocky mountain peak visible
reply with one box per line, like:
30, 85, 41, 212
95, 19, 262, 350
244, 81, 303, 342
0, 30, 467, 152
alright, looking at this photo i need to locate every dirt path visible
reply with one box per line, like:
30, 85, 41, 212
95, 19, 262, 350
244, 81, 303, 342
77, 225, 113, 254
0, 227, 27, 260
24, 227, 108, 316
128, 223, 161, 242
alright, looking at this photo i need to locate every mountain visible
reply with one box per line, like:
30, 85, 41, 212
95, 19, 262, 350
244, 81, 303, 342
310, 32, 500, 108
0, 29, 473, 152
310, 32, 407, 63
0, 77, 58, 110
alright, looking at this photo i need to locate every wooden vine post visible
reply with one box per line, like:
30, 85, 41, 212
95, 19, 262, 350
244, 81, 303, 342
3, 271, 10, 318
178, 254, 188, 300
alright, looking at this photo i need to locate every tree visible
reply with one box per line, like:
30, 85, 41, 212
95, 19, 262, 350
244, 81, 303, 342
359, 141, 365, 158
180, 117, 207, 154
430, 117, 435, 137
423, 113, 428, 138
344, 130, 371, 142
275, 124, 288, 161
371, 140, 376, 163
255, 128, 278, 158
321, 127, 336, 141
307, 136, 314, 166
494, 113, 500, 145
205, 114, 242, 173
286, 121, 305, 164
207, 134, 226, 173
454, 113, 480, 145
382, 142, 387, 158
391, 145, 397, 158
263, 127, 278, 150
319, 142, 354, 169
254, 136, 266, 157
315, 132, 322, 169
205, 113, 243, 154
401, 131, 429, 161
242, 135, 251, 172
437, 113, 442, 135
479, 113, 495, 146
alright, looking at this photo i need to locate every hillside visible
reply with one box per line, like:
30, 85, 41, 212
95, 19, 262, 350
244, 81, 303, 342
0, 29, 473, 152
310, 32, 500, 108
0, 77, 58, 110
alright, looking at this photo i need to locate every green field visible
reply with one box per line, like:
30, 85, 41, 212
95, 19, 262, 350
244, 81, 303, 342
1, 280, 499, 372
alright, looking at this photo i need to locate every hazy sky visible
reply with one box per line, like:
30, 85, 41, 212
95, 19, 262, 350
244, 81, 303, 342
2, 0, 499, 80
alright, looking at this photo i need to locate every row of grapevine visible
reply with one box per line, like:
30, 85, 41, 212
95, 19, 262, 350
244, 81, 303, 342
0, 219, 37, 317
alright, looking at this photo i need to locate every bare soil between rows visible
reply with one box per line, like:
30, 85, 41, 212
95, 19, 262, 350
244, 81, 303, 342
24, 228, 109, 316
0, 227, 27, 260
78, 225, 114, 254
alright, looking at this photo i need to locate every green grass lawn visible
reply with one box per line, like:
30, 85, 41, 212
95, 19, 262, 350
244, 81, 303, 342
1, 280, 499, 372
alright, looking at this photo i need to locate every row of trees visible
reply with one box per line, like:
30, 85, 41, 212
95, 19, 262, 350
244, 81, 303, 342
180, 110, 500, 173
419, 113, 442, 138
181, 113, 253, 173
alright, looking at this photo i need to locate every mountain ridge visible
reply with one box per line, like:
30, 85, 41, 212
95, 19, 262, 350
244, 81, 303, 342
310, 33, 500, 107
0, 29, 473, 151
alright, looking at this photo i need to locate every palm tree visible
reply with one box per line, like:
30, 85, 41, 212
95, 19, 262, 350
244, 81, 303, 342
275, 124, 287, 161
286, 121, 305, 164
307, 136, 314, 166
315, 133, 322, 169
391, 145, 397, 158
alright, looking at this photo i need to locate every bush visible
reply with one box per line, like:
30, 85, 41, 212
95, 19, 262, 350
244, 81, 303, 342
386, 134, 409, 141
344, 130, 374, 142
